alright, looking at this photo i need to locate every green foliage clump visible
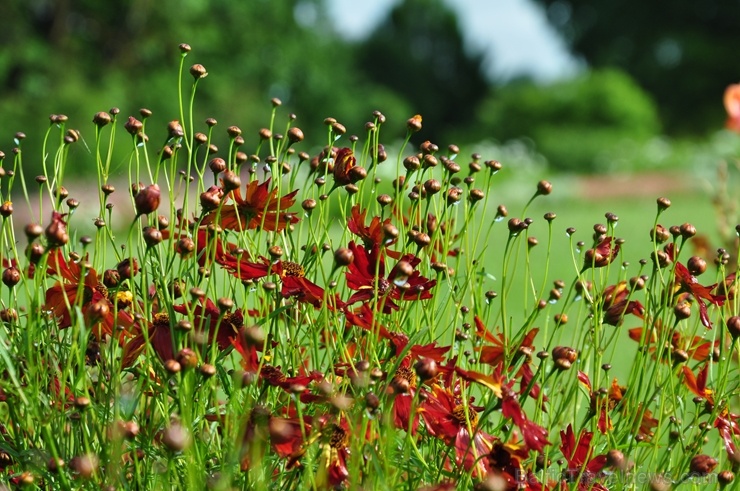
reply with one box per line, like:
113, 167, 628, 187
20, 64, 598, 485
476, 69, 661, 173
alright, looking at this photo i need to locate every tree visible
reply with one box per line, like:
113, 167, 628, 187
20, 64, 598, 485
355, 0, 489, 144
0, 0, 411, 171
532, 0, 740, 134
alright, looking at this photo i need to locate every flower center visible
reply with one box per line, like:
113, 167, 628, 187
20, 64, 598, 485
95, 283, 109, 298
394, 366, 417, 389
110, 290, 133, 309
282, 262, 305, 278
329, 425, 349, 449
152, 312, 170, 328
261, 365, 287, 384
377, 277, 391, 295
451, 404, 478, 428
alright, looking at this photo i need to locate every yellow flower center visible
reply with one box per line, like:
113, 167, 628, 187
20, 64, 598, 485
451, 404, 478, 428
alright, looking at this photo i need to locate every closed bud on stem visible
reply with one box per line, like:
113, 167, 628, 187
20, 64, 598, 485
680, 222, 697, 240
2, 267, 21, 288
93, 112, 111, 127
334, 247, 354, 267
687, 256, 706, 276
406, 114, 422, 132
657, 196, 671, 212
689, 454, 717, 476
189, 64, 208, 79
727, 316, 740, 339
536, 180, 553, 195
135, 184, 161, 216
552, 346, 577, 370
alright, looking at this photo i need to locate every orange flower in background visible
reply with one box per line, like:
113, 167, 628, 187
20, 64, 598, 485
724, 83, 740, 132
203, 177, 299, 232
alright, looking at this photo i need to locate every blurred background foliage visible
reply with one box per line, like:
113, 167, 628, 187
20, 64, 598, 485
1, 0, 739, 175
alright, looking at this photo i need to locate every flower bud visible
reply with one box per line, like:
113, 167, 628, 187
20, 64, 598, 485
727, 316, 740, 339
162, 423, 191, 451
167, 120, 184, 139
334, 247, 354, 267
93, 112, 111, 127
143, 226, 163, 247
117, 258, 139, 280
680, 222, 697, 240
406, 114, 422, 132
536, 180, 553, 195
288, 127, 304, 144
176, 348, 198, 370
190, 64, 208, 79
2, 267, 21, 288
414, 358, 438, 382
45, 212, 69, 248
124, 116, 143, 136
135, 184, 161, 216
689, 454, 717, 476
200, 186, 223, 212
687, 256, 706, 276
552, 346, 577, 370
657, 196, 671, 212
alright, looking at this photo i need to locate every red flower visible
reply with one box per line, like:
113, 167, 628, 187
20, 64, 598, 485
500, 385, 550, 453
332, 147, 357, 186
120, 312, 176, 367
682, 364, 740, 460
629, 322, 717, 363
272, 261, 344, 310
602, 282, 644, 327
577, 372, 624, 434
172, 297, 244, 350
581, 236, 620, 271
559, 425, 608, 491
347, 204, 396, 250
682, 363, 713, 405
44, 250, 133, 339
725, 83, 740, 132
345, 241, 436, 313
420, 384, 495, 477
666, 244, 725, 328
474, 317, 546, 403
203, 177, 299, 232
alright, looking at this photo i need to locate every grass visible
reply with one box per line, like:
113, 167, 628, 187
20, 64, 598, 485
1, 44, 739, 491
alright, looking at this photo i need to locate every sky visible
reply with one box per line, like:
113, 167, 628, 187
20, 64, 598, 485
325, 0, 581, 82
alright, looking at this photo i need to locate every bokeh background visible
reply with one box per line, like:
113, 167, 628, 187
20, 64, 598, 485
1, 0, 739, 209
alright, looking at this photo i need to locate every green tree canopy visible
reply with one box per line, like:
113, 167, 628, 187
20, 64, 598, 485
532, 0, 740, 134
0, 0, 413, 170
355, 0, 490, 144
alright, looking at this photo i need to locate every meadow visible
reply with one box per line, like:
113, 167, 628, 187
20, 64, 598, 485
0, 45, 739, 491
